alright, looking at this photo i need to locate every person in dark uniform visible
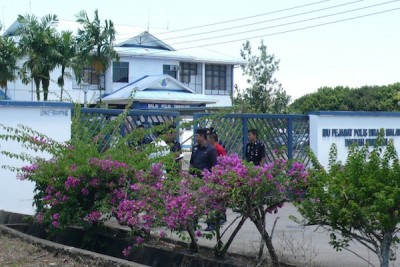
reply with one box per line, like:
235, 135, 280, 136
190, 128, 217, 176
245, 129, 266, 166
163, 126, 183, 175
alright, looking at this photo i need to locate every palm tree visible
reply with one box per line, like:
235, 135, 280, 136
55, 31, 76, 101
0, 36, 19, 99
17, 14, 59, 101
75, 9, 119, 102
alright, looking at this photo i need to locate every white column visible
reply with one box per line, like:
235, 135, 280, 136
201, 63, 206, 94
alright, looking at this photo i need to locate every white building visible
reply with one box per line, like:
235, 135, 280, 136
2, 21, 245, 108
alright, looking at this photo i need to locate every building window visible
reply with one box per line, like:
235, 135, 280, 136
113, 62, 129, 83
205, 64, 227, 95
82, 67, 99, 85
163, 65, 177, 79
179, 63, 197, 83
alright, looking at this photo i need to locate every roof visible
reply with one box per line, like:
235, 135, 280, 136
115, 45, 245, 65
117, 31, 175, 51
103, 75, 217, 105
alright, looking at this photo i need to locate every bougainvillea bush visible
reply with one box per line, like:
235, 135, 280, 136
199, 153, 308, 265
1, 109, 308, 266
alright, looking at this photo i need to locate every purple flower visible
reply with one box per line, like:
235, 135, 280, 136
85, 211, 102, 224
70, 164, 77, 172
52, 221, 60, 228
159, 231, 166, 238
36, 212, 44, 223
135, 236, 145, 245
195, 230, 202, 237
81, 188, 89, 196
65, 176, 80, 190
89, 178, 101, 188
52, 213, 59, 221
122, 246, 132, 257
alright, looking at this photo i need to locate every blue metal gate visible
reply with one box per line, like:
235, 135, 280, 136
193, 113, 309, 162
75, 108, 180, 152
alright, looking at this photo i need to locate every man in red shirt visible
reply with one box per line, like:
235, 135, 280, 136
207, 133, 227, 156
206, 132, 227, 230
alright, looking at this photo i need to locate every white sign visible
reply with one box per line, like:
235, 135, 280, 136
0, 104, 72, 215
309, 112, 400, 169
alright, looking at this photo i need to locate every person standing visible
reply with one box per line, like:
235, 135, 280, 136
245, 129, 266, 166
208, 133, 227, 156
189, 128, 218, 176
206, 132, 228, 229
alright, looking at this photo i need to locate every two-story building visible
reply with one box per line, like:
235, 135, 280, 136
2, 21, 245, 109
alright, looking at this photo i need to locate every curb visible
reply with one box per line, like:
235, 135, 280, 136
0, 224, 148, 267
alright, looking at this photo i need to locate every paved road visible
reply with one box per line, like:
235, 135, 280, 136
157, 203, 399, 267
176, 153, 399, 266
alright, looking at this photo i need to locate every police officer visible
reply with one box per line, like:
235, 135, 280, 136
190, 128, 217, 176
245, 129, 266, 166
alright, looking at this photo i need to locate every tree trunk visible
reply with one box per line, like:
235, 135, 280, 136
218, 215, 248, 258
186, 225, 199, 252
42, 72, 50, 101
34, 77, 41, 101
251, 216, 280, 267
257, 212, 266, 261
380, 233, 392, 267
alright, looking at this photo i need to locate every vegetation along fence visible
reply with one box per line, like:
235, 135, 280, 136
75, 108, 180, 152
193, 113, 310, 162
75, 108, 310, 163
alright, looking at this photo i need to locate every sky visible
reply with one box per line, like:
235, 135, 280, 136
1, 0, 400, 101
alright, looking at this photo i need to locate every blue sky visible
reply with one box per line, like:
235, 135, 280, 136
1, 0, 400, 100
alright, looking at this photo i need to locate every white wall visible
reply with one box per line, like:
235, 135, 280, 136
0, 102, 72, 215
310, 112, 400, 169
207, 95, 232, 107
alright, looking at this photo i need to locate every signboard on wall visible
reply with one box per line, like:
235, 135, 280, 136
134, 102, 205, 109
309, 112, 400, 169
0, 102, 72, 215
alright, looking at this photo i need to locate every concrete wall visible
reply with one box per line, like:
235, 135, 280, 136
0, 101, 72, 215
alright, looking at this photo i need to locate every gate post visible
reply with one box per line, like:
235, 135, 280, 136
287, 118, 293, 159
242, 117, 248, 159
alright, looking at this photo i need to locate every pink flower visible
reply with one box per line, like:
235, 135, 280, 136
85, 211, 102, 224
135, 236, 145, 245
159, 231, 166, 238
81, 188, 89, 196
70, 164, 77, 172
195, 230, 202, 237
52, 221, 59, 228
36, 212, 44, 223
52, 213, 59, 221
122, 246, 132, 257
65, 176, 80, 190
89, 178, 101, 188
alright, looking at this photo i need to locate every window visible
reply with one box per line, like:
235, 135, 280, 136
113, 62, 129, 83
163, 65, 177, 79
205, 64, 227, 95
179, 63, 197, 83
82, 67, 99, 85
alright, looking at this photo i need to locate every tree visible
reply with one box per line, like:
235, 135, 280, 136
289, 84, 400, 114
0, 35, 19, 99
233, 40, 290, 114
55, 31, 76, 101
75, 9, 119, 102
296, 131, 400, 267
18, 14, 59, 101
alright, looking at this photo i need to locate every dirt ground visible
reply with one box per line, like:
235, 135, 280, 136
0, 232, 99, 267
